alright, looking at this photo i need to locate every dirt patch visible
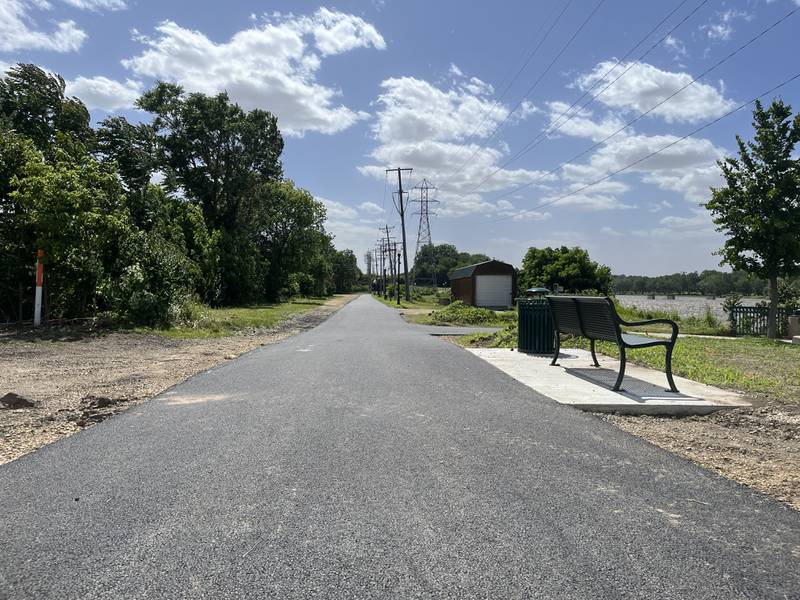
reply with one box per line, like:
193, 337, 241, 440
603, 405, 800, 511
0, 295, 355, 464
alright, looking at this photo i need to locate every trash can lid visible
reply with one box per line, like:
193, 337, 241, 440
526, 287, 550, 294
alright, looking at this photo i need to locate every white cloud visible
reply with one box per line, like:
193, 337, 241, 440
358, 201, 384, 215
545, 101, 624, 142
0, 0, 86, 52
300, 7, 385, 56
633, 209, 718, 240
61, 0, 126, 10
663, 35, 687, 60
66, 75, 142, 111
122, 9, 385, 136
577, 61, 736, 123
702, 9, 752, 42
319, 197, 358, 220
359, 72, 550, 218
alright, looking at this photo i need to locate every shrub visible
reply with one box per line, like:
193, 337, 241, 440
429, 301, 516, 326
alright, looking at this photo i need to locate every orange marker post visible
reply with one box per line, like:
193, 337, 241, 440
34, 249, 44, 327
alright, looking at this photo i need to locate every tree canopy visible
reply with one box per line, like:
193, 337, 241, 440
0, 64, 355, 326
519, 246, 611, 294
412, 243, 491, 285
705, 99, 800, 337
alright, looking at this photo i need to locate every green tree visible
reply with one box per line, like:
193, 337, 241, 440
136, 82, 285, 304
706, 99, 800, 338
519, 246, 611, 294
255, 180, 330, 300
0, 64, 92, 156
6, 144, 132, 318
412, 243, 492, 285
332, 249, 359, 293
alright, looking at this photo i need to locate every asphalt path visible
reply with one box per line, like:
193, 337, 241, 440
1, 295, 798, 599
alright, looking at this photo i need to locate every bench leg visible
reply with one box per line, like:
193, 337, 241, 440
589, 339, 600, 367
665, 345, 679, 393
612, 347, 626, 391
550, 333, 560, 366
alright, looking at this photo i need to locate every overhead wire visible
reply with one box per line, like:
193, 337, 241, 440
447, 1, 573, 176
484, 70, 800, 224
469, 0, 704, 193
484, 4, 800, 204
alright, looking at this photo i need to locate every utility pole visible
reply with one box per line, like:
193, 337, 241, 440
412, 179, 439, 287
379, 224, 395, 299
396, 249, 401, 305
387, 167, 413, 301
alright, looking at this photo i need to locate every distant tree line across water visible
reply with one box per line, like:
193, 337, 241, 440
611, 271, 767, 297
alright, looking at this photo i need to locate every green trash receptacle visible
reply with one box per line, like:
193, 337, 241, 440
517, 297, 555, 354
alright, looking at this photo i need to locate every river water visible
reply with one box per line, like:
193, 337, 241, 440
616, 295, 764, 320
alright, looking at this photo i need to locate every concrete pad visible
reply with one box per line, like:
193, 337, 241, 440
468, 347, 750, 415
408, 324, 501, 336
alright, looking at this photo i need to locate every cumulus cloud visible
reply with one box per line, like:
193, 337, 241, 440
66, 75, 142, 111
0, 0, 86, 52
577, 61, 736, 123
319, 197, 358, 220
122, 9, 385, 136
359, 71, 550, 218
545, 101, 625, 142
358, 201, 384, 215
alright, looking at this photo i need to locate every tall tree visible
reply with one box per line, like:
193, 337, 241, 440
706, 99, 800, 338
0, 63, 92, 156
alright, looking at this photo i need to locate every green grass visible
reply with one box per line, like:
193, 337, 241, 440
373, 293, 445, 310
135, 298, 328, 339
458, 324, 800, 405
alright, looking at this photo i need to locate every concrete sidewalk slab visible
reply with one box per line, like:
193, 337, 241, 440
468, 347, 750, 415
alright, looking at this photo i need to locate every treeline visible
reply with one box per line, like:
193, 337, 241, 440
0, 64, 360, 326
612, 270, 766, 296
412, 243, 492, 285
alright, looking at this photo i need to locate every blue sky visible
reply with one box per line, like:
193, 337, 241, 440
2, 0, 799, 275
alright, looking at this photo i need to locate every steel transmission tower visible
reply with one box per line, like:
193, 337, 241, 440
412, 179, 439, 286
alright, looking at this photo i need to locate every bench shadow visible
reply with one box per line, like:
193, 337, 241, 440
565, 367, 697, 402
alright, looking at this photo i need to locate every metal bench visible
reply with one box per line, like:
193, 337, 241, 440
546, 296, 680, 393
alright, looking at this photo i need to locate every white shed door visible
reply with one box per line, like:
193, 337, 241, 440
475, 275, 512, 307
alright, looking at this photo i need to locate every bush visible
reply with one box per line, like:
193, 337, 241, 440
105, 232, 192, 327
429, 301, 516, 326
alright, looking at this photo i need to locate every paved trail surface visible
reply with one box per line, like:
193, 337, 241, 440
1, 295, 798, 599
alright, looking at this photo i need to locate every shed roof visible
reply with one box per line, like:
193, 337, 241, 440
449, 259, 513, 280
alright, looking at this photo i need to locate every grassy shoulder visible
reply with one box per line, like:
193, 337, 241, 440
134, 298, 329, 339
373, 294, 443, 310
407, 301, 516, 327
457, 325, 800, 405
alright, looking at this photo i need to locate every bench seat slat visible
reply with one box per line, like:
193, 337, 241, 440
620, 333, 668, 347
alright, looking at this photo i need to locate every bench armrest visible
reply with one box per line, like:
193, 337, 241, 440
618, 318, 679, 342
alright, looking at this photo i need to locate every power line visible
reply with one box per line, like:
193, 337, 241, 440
473, 0, 606, 156
485, 70, 800, 224
469, 0, 703, 193
485, 4, 800, 204
447, 1, 573, 175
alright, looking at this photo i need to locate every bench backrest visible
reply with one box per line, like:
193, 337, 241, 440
546, 296, 583, 336
574, 297, 620, 343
